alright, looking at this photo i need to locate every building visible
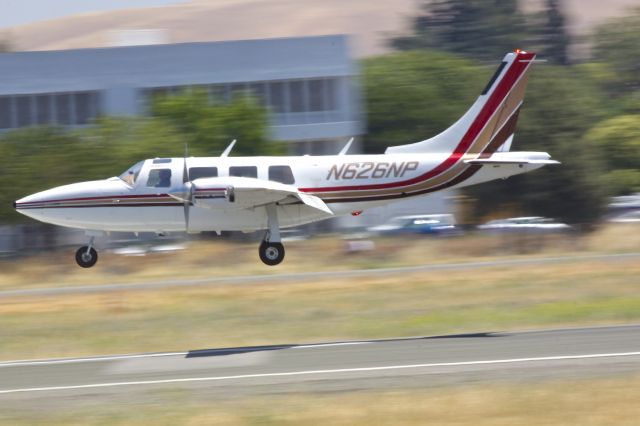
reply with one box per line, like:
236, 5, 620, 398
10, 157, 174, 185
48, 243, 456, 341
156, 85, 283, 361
0, 35, 362, 154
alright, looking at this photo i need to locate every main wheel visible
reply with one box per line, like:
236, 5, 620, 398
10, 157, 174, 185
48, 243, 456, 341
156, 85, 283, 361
259, 241, 285, 266
75, 246, 98, 268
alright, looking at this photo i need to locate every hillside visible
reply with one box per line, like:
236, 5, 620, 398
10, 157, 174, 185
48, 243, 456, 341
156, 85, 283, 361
3, 0, 639, 57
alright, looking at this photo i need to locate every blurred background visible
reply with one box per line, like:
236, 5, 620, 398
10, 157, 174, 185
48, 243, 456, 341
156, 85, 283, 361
1, 0, 639, 425
0, 0, 639, 250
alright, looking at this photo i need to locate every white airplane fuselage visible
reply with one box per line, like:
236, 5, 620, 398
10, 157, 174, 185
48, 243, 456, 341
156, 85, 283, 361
13, 50, 558, 267
15, 151, 551, 234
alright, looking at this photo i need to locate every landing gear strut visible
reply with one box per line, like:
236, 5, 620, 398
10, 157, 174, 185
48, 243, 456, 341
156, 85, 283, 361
259, 204, 285, 266
75, 237, 98, 268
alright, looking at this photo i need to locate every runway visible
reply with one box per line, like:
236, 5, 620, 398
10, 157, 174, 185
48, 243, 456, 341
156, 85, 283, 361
1, 325, 640, 400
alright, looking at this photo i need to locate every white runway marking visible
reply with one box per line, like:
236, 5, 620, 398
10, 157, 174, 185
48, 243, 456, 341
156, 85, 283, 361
2, 351, 639, 395
0, 352, 188, 368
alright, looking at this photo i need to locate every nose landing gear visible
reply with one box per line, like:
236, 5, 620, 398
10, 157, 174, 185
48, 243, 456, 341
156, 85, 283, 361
259, 204, 285, 266
75, 237, 98, 268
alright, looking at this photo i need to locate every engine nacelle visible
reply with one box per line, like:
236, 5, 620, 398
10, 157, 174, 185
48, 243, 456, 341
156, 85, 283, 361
191, 181, 235, 209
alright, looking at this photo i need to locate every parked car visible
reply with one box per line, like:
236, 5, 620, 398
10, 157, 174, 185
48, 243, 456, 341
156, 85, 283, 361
367, 214, 458, 236
477, 216, 572, 233
609, 210, 640, 224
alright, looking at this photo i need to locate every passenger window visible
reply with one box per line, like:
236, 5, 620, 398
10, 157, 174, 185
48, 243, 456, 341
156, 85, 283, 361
268, 165, 295, 184
147, 168, 172, 187
229, 166, 257, 178
189, 167, 218, 180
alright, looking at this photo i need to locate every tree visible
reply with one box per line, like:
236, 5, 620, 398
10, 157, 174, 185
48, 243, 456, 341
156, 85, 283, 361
586, 115, 640, 195
465, 65, 608, 225
535, 0, 571, 65
0, 128, 87, 223
592, 8, 640, 96
391, 0, 529, 62
361, 50, 485, 153
150, 89, 281, 156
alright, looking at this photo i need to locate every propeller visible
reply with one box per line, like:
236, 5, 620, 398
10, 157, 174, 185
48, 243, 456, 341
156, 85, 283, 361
182, 156, 193, 232
166, 145, 194, 233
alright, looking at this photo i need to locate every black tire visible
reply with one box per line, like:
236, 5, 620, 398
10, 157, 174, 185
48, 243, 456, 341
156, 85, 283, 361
259, 241, 285, 266
75, 246, 98, 268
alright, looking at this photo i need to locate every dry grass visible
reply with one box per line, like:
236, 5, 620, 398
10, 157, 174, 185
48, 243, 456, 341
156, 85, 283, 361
2, 374, 640, 425
1, 223, 638, 292
1, 257, 639, 360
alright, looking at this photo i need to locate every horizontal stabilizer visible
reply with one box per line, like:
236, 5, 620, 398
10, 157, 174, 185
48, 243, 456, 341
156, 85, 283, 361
464, 151, 559, 166
465, 159, 560, 165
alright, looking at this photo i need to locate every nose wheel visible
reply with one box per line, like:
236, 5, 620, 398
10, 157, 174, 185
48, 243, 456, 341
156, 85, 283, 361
76, 246, 98, 268
75, 236, 98, 268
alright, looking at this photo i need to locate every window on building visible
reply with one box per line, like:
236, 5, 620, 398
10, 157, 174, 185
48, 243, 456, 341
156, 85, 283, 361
55, 93, 72, 125
147, 169, 172, 188
91, 92, 101, 119
308, 79, 325, 112
16, 96, 32, 128
36, 95, 51, 125
230, 83, 247, 100
289, 80, 305, 113
209, 85, 229, 103
326, 78, 337, 111
75, 92, 92, 125
189, 167, 218, 180
229, 166, 257, 178
0, 97, 11, 129
150, 87, 170, 100
249, 82, 267, 106
269, 81, 286, 113
268, 165, 295, 185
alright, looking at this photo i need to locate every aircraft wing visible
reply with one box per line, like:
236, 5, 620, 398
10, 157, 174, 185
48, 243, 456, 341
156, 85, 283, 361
191, 176, 333, 215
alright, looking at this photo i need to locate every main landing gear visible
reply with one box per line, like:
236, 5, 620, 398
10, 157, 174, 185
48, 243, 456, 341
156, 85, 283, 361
259, 204, 285, 266
75, 236, 98, 268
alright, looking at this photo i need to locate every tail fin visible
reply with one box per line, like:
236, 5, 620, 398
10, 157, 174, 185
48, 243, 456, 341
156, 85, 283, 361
385, 50, 536, 156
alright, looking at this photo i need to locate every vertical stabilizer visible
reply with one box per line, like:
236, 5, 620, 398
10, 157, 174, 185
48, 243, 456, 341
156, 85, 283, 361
385, 50, 536, 156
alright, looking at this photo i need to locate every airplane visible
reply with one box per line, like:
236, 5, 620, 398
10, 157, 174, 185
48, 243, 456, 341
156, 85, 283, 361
14, 50, 558, 268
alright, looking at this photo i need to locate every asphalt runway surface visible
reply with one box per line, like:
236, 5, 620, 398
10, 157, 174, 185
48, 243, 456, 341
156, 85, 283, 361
1, 325, 639, 402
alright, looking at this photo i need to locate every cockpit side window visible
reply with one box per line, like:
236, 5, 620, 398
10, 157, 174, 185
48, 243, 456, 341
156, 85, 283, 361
119, 161, 145, 186
147, 168, 172, 188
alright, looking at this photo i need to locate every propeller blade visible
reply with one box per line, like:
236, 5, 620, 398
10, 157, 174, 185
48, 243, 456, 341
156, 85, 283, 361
183, 156, 189, 183
184, 198, 190, 232
182, 155, 191, 232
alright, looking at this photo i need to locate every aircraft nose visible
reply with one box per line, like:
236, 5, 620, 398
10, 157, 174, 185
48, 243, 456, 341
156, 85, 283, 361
14, 192, 48, 220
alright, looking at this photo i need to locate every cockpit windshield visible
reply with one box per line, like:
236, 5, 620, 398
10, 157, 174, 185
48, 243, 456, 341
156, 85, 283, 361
119, 161, 145, 186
